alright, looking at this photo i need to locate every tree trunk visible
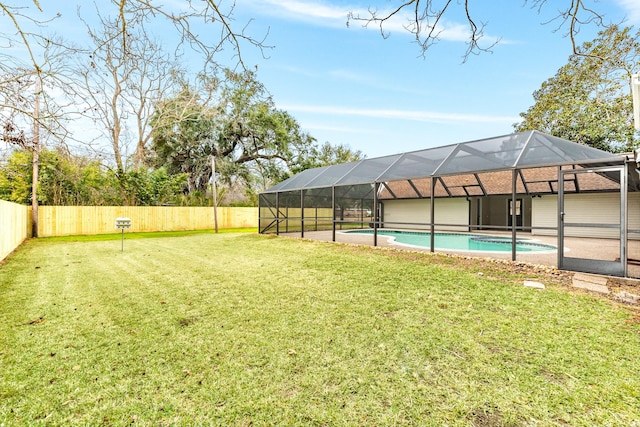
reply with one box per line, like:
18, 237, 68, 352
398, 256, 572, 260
212, 155, 218, 233
31, 75, 41, 238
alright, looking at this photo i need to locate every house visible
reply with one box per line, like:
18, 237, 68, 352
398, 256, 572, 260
259, 131, 639, 277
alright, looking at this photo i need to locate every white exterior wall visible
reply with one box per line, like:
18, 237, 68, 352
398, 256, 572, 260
531, 196, 557, 236
435, 198, 470, 231
382, 199, 430, 229
630, 192, 640, 236
532, 192, 640, 239
382, 198, 469, 231
382, 192, 640, 238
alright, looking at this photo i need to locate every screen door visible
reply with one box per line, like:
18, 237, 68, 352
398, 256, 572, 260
558, 165, 627, 277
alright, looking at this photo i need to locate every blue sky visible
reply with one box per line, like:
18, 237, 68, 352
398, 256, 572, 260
221, 0, 640, 158
6, 0, 640, 160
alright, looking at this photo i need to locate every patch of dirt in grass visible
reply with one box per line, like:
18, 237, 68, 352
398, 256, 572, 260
177, 317, 198, 327
624, 310, 640, 324
607, 277, 640, 295
539, 366, 573, 386
468, 405, 519, 427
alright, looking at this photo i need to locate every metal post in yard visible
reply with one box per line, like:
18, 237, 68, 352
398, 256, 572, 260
430, 177, 435, 253
511, 169, 517, 262
373, 182, 379, 247
332, 186, 336, 242
115, 217, 131, 251
632, 73, 640, 130
301, 189, 305, 238
211, 156, 218, 233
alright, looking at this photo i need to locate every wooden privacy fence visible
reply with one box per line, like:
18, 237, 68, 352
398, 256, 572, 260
0, 204, 258, 261
0, 200, 30, 261
37, 206, 258, 237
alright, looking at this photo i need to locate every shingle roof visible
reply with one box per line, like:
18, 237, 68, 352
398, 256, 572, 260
377, 166, 622, 199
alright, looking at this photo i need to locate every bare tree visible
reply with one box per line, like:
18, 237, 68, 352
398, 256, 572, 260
2, 0, 270, 74
72, 0, 272, 173
348, 0, 609, 61
1, 0, 270, 205
127, 43, 181, 168
76, 10, 183, 178
115, 0, 271, 72
1, 3, 84, 138
78, 14, 130, 175
1, 22, 81, 235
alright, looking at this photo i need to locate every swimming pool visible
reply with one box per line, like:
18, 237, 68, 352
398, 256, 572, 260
344, 230, 557, 253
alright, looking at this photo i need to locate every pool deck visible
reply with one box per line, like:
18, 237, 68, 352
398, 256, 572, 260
280, 228, 640, 279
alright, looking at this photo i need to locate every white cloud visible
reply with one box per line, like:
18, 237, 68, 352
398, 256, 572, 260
303, 123, 377, 134
240, 0, 502, 44
328, 69, 361, 80
282, 104, 519, 125
274, 65, 432, 96
616, 0, 640, 24
327, 69, 377, 84
240, 0, 349, 28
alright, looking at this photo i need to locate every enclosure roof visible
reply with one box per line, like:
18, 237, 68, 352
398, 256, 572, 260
264, 131, 624, 193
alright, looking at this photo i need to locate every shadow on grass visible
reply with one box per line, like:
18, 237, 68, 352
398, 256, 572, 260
37, 228, 258, 242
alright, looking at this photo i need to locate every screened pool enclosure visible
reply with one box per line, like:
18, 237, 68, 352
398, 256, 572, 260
259, 131, 640, 278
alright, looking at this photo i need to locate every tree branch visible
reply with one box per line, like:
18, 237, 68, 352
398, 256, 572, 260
348, 0, 610, 61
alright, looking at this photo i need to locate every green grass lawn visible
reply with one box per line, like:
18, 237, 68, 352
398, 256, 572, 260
1, 233, 639, 426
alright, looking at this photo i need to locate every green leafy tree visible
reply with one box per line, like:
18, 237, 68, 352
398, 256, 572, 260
0, 148, 104, 205
151, 70, 364, 204
38, 149, 107, 205
150, 75, 220, 194
0, 150, 32, 204
291, 142, 363, 175
151, 71, 318, 199
119, 168, 188, 206
516, 25, 640, 153
216, 71, 319, 193
0, 148, 188, 206
0, 148, 111, 206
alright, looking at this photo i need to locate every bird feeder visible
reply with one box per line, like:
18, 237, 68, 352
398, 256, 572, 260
115, 217, 131, 251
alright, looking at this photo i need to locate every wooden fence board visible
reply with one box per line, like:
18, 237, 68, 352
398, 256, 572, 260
37, 206, 258, 237
0, 200, 30, 261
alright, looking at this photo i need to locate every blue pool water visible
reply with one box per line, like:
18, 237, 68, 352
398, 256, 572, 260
345, 230, 556, 253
